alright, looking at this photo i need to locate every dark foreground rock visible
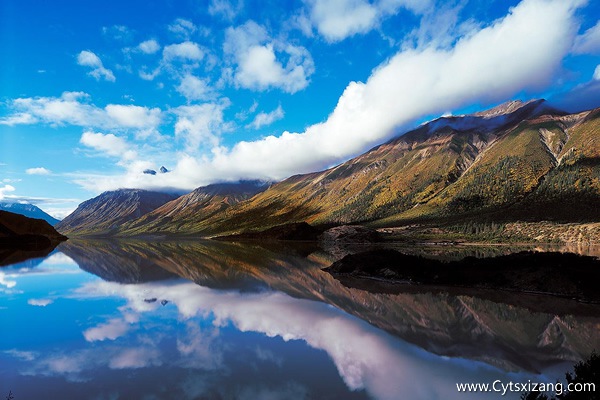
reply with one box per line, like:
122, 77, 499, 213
324, 250, 600, 303
215, 222, 322, 241
319, 225, 381, 243
0, 210, 67, 267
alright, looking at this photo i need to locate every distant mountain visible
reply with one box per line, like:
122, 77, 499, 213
0, 202, 60, 226
120, 181, 270, 235
55, 189, 178, 236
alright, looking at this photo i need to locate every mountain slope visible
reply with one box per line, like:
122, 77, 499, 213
0, 202, 60, 226
56, 189, 178, 236
120, 99, 577, 236
120, 181, 269, 235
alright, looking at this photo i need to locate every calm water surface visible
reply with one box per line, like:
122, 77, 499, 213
1, 240, 598, 400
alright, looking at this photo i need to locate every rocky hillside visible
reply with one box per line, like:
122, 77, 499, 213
63, 99, 600, 238
118, 99, 597, 236
120, 181, 269, 235
56, 189, 178, 235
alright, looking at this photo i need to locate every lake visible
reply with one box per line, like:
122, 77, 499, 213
1, 239, 598, 399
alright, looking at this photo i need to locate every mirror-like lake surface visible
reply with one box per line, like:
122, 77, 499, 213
1, 240, 599, 399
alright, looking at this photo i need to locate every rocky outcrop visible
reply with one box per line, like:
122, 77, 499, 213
325, 250, 600, 302
319, 225, 381, 243
0, 210, 67, 267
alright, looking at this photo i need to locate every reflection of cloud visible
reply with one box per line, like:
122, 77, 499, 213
43, 252, 77, 266
0, 272, 17, 288
235, 382, 309, 400
28, 298, 53, 307
4, 349, 37, 361
176, 322, 223, 370
83, 318, 130, 342
108, 347, 162, 369
254, 346, 283, 367
76, 280, 540, 400
22, 346, 162, 381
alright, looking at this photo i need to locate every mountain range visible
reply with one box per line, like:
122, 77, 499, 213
56, 99, 600, 237
0, 202, 60, 226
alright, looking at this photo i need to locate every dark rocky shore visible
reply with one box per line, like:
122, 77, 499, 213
324, 250, 600, 303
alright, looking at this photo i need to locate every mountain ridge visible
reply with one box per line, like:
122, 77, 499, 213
60, 99, 600, 238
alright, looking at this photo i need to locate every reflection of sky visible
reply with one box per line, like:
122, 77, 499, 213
0, 252, 562, 400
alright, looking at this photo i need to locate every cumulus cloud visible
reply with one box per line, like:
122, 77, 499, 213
25, 167, 52, 175
224, 21, 314, 93
80, 131, 137, 161
0, 184, 16, 200
573, 20, 600, 55
177, 74, 214, 101
77, 50, 116, 82
305, 0, 431, 42
28, 298, 54, 307
168, 18, 198, 39
163, 41, 204, 61
208, 0, 243, 21
0, 92, 162, 135
246, 105, 284, 129
173, 101, 231, 151
138, 39, 160, 54
61, 0, 586, 194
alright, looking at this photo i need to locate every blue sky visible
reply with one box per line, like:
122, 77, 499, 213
1, 0, 599, 218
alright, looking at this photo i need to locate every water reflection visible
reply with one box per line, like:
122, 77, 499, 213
0, 239, 598, 400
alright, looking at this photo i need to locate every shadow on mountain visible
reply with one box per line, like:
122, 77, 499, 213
58, 238, 600, 373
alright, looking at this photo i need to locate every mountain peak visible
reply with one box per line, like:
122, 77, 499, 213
472, 99, 545, 118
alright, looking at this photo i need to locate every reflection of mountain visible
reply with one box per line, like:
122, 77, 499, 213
60, 239, 600, 373
58, 241, 178, 283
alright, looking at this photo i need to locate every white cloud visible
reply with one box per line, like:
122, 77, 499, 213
168, 18, 198, 39
0, 92, 162, 135
208, 0, 243, 21
173, 102, 231, 151
27, 0, 585, 195
177, 74, 214, 101
573, 20, 600, 54
305, 0, 431, 42
104, 104, 162, 129
0, 184, 16, 201
224, 21, 314, 93
25, 167, 52, 175
77, 50, 116, 82
80, 130, 137, 161
28, 298, 54, 307
102, 25, 133, 41
246, 105, 284, 129
595, 65, 600, 80
163, 41, 204, 61
138, 39, 160, 54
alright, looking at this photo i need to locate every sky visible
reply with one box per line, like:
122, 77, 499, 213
1, 0, 599, 219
